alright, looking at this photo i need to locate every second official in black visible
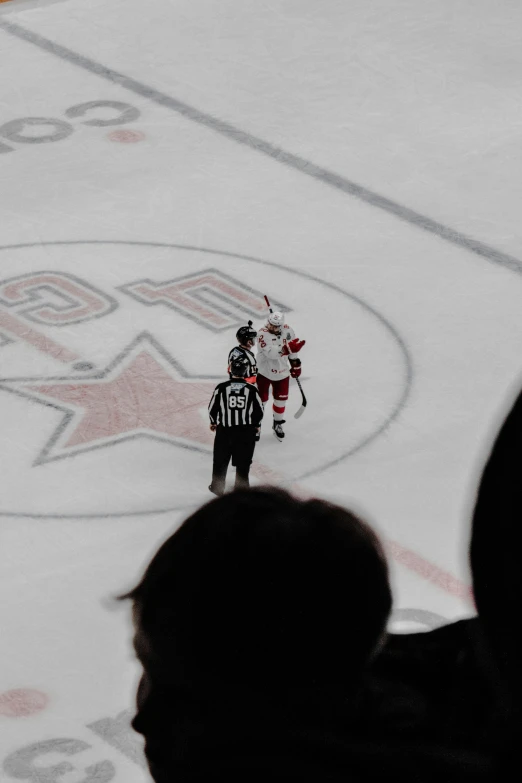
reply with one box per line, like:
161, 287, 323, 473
208, 356, 264, 496
227, 321, 258, 384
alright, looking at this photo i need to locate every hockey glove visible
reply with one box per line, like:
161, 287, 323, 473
288, 338, 305, 353
280, 338, 305, 357
289, 358, 302, 378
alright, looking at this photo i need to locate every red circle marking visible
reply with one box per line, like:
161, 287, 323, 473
107, 129, 146, 143
0, 689, 49, 717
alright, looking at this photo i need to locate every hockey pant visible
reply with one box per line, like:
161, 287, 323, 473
210, 425, 257, 496
256, 374, 289, 421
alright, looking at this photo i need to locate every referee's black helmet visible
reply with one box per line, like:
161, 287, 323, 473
236, 320, 257, 345
230, 356, 250, 378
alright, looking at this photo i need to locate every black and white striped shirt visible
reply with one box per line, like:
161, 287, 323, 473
208, 379, 264, 427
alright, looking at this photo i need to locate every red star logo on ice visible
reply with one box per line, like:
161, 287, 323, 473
11, 333, 218, 464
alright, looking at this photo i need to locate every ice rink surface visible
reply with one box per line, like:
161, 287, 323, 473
1, 0, 522, 778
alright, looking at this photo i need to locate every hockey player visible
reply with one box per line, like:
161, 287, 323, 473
227, 321, 257, 384
256, 311, 305, 441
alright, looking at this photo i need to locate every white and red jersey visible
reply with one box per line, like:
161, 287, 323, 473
256, 323, 296, 380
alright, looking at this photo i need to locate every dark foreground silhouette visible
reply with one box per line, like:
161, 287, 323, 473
121, 386, 522, 780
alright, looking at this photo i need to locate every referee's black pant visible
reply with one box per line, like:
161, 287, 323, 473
210, 425, 257, 496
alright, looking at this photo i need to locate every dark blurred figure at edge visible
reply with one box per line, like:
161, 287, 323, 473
365, 383, 522, 779
119, 385, 522, 780
470, 383, 522, 772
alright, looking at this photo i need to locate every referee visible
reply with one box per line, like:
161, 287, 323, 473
208, 356, 264, 496
227, 320, 258, 384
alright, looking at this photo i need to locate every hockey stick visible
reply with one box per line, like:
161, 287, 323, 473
293, 376, 307, 418
264, 295, 307, 418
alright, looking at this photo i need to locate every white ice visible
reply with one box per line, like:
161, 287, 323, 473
1, 0, 521, 778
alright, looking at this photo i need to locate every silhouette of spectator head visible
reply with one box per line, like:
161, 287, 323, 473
122, 487, 391, 695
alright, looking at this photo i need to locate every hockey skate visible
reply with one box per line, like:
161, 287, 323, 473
272, 419, 285, 441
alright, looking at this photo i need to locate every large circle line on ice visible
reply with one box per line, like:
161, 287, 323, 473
0, 240, 412, 518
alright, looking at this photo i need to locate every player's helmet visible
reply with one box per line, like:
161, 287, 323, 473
267, 311, 284, 329
236, 320, 257, 345
230, 356, 249, 378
